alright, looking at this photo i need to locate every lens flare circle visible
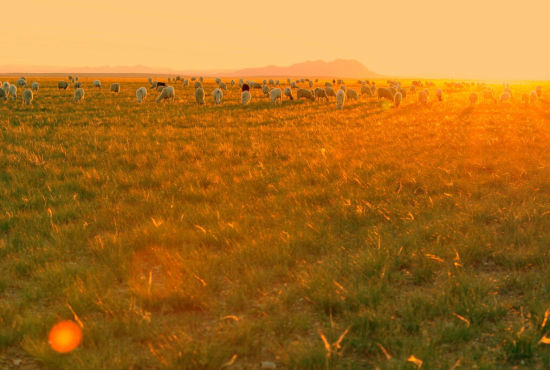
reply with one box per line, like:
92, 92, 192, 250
48, 320, 82, 353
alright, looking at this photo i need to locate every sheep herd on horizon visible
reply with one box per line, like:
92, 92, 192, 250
0, 75, 545, 110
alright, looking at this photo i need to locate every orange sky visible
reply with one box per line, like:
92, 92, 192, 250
4, 0, 550, 79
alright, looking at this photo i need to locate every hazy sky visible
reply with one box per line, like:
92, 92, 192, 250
4, 0, 550, 79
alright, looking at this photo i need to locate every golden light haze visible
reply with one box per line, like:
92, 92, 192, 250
4, 0, 550, 79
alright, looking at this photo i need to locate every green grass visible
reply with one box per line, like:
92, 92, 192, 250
0, 77, 550, 369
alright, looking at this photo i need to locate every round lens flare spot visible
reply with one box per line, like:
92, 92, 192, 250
48, 321, 82, 353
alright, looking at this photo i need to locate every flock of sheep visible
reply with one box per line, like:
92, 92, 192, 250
0, 75, 544, 110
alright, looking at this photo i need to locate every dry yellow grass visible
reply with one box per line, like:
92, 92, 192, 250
0, 76, 549, 369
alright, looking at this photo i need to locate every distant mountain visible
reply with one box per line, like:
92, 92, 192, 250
227, 59, 380, 78
0, 59, 379, 78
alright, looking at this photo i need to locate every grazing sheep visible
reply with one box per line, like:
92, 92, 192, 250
183, 79, 189, 87
0, 89, 6, 102
74, 81, 82, 89
215, 78, 221, 84
529, 90, 538, 103
536, 86, 542, 97
241, 90, 251, 105
93, 80, 101, 88
193, 87, 205, 105
74, 88, 85, 102
377, 87, 394, 101
290, 81, 297, 89
212, 88, 223, 105
22, 89, 33, 105
136, 87, 147, 103
238, 79, 243, 88
156, 86, 175, 103
371, 84, 376, 95
16, 78, 27, 88
199, 77, 203, 83
191, 77, 196, 81
394, 91, 402, 107
418, 90, 428, 104
314, 87, 328, 102
325, 86, 336, 99
219, 82, 227, 90
276, 80, 280, 86
361, 85, 373, 96
346, 89, 358, 100
269, 79, 274, 85
156, 85, 166, 92
308, 81, 313, 88
151, 81, 159, 88
2, 82, 9, 95
31, 82, 39, 91
262, 84, 270, 97
148, 77, 152, 84
500, 91, 511, 103
194, 81, 202, 89
231, 80, 235, 87
336, 88, 346, 109
469, 93, 478, 104
340, 84, 347, 92
435, 89, 442, 101
270, 88, 282, 104
325, 82, 333, 88
284, 87, 294, 100
110, 83, 120, 93
297, 88, 315, 101
9, 85, 17, 100
58, 81, 69, 90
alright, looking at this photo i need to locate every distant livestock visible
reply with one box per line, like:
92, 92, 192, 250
435, 89, 443, 101
297, 88, 315, 101
31, 82, 39, 91
93, 80, 101, 88
325, 87, 336, 99
136, 87, 147, 103
213, 88, 223, 105
314, 87, 328, 101
469, 93, 478, 104
418, 90, 428, 104
58, 81, 69, 90
241, 90, 251, 105
22, 89, 33, 105
9, 85, 17, 100
336, 89, 346, 109
74, 88, 85, 102
110, 83, 120, 93
346, 89, 358, 100
195, 87, 205, 105
284, 87, 294, 100
394, 91, 402, 107
270, 88, 282, 104
377, 87, 395, 101
157, 86, 175, 103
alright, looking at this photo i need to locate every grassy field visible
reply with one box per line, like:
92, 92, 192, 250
1, 76, 549, 370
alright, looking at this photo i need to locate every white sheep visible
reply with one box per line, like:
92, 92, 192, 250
74, 88, 85, 102
213, 88, 223, 105
2, 82, 9, 95
325, 87, 336, 99
195, 87, 205, 105
361, 84, 373, 96
194, 81, 202, 89
231, 80, 235, 87
215, 78, 221, 84
93, 80, 101, 88
241, 90, 251, 105
336, 88, 346, 109
325, 82, 333, 88
314, 87, 328, 102
74, 81, 82, 89
31, 82, 39, 91
156, 86, 175, 103
183, 79, 189, 87
340, 84, 347, 92
297, 88, 315, 101
199, 77, 204, 83
219, 82, 227, 90
9, 85, 17, 100
394, 91, 402, 108
16, 78, 27, 88
270, 88, 282, 104
136, 87, 147, 103
284, 87, 294, 100
262, 84, 270, 97
290, 81, 297, 89
346, 89, 358, 101
22, 89, 33, 105
308, 80, 313, 88
269, 79, 274, 85
58, 81, 69, 90
110, 83, 120, 93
